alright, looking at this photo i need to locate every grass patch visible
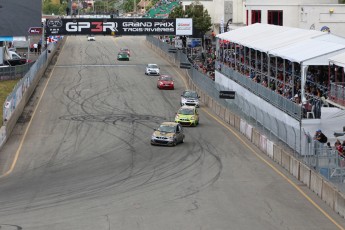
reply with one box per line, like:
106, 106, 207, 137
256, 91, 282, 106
0, 79, 20, 125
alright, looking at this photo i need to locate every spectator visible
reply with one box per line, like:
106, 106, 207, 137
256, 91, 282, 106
314, 129, 327, 144
38, 42, 42, 54
33, 43, 38, 55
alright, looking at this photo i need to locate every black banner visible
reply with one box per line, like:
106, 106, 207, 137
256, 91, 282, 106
219, 91, 236, 99
45, 18, 193, 36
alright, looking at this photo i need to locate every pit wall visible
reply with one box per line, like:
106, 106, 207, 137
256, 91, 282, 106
146, 38, 345, 219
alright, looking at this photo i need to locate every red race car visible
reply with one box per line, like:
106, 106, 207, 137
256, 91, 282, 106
120, 48, 130, 56
157, 75, 174, 90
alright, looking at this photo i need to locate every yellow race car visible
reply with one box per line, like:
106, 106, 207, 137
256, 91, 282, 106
175, 105, 199, 126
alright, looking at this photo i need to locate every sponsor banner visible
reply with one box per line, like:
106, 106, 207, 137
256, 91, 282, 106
175, 39, 183, 48
176, 18, 193, 36
46, 18, 193, 36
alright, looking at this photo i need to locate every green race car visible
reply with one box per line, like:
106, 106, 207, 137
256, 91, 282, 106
175, 105, 199, 126
117, 51, 129, 61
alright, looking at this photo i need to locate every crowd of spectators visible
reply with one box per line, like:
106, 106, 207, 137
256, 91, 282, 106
217, 40, 336, 118
143, 0, 179, 18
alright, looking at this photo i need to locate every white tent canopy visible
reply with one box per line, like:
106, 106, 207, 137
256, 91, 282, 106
329, 52, 345, 69
217, 23, 326, 53
269, 39, 345, 66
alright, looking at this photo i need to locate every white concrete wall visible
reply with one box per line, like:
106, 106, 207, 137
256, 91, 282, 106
182, 0, 225, 32
246, 4, 299, 27
299, 4, 345, 38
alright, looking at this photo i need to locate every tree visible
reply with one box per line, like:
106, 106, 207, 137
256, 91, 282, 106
122, 0, 136, 12
169, 1, 212, 38
168, 5, 184, 19
43, 0, 68, 15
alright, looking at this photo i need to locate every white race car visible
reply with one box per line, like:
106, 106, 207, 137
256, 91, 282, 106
145, 64, 160, 75
87, 35, 95, 41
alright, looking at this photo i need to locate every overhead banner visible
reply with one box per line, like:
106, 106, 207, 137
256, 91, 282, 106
46, 18, 193, 36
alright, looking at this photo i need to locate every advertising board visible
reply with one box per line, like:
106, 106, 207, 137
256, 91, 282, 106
45, 18, 193, 36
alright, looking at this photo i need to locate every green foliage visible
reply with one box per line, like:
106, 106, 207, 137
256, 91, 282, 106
169, 2, 212, 36
122, 0, 136, 12
168, 5, 184, 18
43, 0, 68, 15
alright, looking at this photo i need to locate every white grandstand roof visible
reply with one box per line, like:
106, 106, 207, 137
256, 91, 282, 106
329, 52, 345, 69
269, 39, 345, 65
217, 23, 325, 53
217, 23, 345, 66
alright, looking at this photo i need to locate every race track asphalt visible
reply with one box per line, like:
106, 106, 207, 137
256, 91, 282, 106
0, 35, 345, 230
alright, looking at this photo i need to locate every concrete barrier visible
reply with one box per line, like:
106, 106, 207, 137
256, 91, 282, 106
234, 115, 240, 130
335, 191, 345, 218
224, 109, 230, 124
220, 106, 225, 120
240, 119, 246, 135
290, 156, 300, 179
281, 150, 290, 171
245, 124, 253, 141
267, 140, 274, 159
252, 129, 260, 147
0, 126, 6, 147
310, 170, 323, 197
322, 180, 336, 209
299, 163, 311, 187
216, 103, 220, 116
259, 135, 267, 153
229, 112, 235, 126
273, 145, 282, 164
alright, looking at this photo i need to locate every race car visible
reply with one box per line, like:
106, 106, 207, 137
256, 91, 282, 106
157, 75, 174, 90
151, 122, 184, 146
87, 35, 95, 41
120, 48, 131, 56
117, 51, 130, 61
180, 90, 200, 107
145, 64, 160, 75
175, 105, 199, 126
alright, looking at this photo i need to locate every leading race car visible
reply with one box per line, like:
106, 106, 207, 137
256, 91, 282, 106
145, 64, 160, 75
87, 35, 95, 41
151, 122, 184, 146
157, 75, 174, 90
175, 105, 199, 126
117, 51, 129, 61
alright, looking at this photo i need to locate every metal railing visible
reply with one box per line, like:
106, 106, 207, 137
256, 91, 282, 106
329, 82, 345, 106
2, 43, 57, 124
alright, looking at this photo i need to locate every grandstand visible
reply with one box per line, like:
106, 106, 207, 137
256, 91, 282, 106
143, 0, 180, 18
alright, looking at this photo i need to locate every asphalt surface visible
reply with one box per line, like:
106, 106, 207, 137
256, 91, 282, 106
0, 36, 345, 230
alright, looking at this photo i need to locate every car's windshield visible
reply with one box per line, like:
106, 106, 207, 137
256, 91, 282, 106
158, 125, 175, 133
118, 52, 127, 55
178, 108, 194, 115
183, 91, 198, 98
148, 64, 158, 68
160, 76, 172, 81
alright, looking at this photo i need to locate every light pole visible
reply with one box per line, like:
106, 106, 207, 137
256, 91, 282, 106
134, 0, 136, 14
